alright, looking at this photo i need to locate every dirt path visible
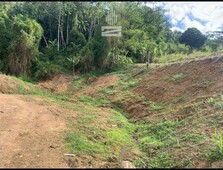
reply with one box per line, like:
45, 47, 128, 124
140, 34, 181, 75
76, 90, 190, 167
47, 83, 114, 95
0, 94, 69, 168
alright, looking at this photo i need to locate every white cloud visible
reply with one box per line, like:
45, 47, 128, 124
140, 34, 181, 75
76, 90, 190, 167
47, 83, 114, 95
182, 16, 204, 32
161, 2, 223, 34
171, 18, 177, 25
170, 26, 184, 32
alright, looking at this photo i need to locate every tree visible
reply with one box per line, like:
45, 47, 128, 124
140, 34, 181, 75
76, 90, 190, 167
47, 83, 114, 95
179, 27, 207, 50
7, 15, 43, 76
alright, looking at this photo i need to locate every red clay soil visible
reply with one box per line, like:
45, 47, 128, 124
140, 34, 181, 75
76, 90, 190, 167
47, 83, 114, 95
74, 74, 120, 98
116, 56, 223, 121
136, 56, 223, 103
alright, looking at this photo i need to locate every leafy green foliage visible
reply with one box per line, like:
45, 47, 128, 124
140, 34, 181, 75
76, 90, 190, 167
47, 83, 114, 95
6, 14, 43, 76
212, 129, 223, 155
0, 2, 221, 79
32, 60, 62, 80
179, 27, 207, 50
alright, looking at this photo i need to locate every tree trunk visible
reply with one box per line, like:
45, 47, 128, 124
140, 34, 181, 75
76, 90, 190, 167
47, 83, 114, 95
57, 10, 61, 51
49, 17, 52, 41
42, 33, 48, 47
60, 23, 66, 48
74, 12, 78, 30
66, 14, 69, 45
88, 17, 96, 42
149, 53, 153, 63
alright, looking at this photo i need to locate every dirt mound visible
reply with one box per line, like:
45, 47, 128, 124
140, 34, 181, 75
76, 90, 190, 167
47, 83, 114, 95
0, 74, 31, 94
74, 74, 120, 97
38, 74, 74, 94
0, 94, 70, 168
137, 55, 223, 102
115, 55, 223, 121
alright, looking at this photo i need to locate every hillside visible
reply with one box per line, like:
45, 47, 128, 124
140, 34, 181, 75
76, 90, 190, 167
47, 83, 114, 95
1, 54, 223, 168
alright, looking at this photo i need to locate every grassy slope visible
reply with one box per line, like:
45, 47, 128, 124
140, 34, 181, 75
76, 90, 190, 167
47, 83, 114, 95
70, 53, 223, 168
1, 51, 223, 168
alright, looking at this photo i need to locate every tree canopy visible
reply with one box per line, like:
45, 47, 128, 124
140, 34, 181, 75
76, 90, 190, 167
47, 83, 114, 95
0, 2, 221, 80
179, 27, 207, 49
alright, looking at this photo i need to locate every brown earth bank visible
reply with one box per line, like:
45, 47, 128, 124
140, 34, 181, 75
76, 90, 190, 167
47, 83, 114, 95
118, 55, 223, 121
0, 94, 69, 168
1, 54, 223, 168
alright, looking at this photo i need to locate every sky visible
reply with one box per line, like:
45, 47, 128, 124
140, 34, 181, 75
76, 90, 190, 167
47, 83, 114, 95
146, 1, 223, 34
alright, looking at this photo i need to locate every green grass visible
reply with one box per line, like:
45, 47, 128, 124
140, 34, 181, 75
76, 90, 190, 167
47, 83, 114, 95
73, 76, 86, 91
212, 129, 223, 156
133, 120, 181, 168
148, 102, 165, 111
206, 131, 223, 162
119, 79, 141, 90
172, 93, 190, 104
78, 96, 110, 105
6, 62, 223, 168
164, 73, 186, 83
207, 95, 223, 110
98, 87, 118, 95
65, 104, 137, 162
172, 73, 186, 83
148, 152, 175, 168
196, 76, 212, 89
181, 130, 207, 145
66, 132, 104, 156
156, 50, 212, 64
138, 136, 164, 150
135, 120, 178, 150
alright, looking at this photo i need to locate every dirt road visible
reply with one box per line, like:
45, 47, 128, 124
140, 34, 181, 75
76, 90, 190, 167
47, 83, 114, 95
0, 94, 69, 168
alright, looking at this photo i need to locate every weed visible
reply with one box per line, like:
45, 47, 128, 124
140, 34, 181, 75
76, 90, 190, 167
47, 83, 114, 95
98, 87, 118, 95
81, 115, 97, 123
16, 85, 26, 94
163, 75, 171, 81
149, 102, 165, 111
66, 132, 104, 156
205, 129, 223, 161
107, 84, 115, 89
207, 96, 223, 109
139, 136, 163, 150
109, 110, 135, 132
164, 73, 186, 83
151, 120, 178, 139
207, 97, 216, 105
78, 96, 110, 105
172, 93, 190, 103
196, 77, 212, 89
119, 79, 141, 90
148, 152, 175, 168
156, 51, 211, 64
172, 73, 186, 83
166, 105, 174, 114
181, 131, 207, 145
135, 120, 178, 155
212, 129, 223, 154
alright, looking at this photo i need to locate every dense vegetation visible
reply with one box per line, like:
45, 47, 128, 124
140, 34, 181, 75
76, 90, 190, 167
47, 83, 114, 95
0, 2, 223, 80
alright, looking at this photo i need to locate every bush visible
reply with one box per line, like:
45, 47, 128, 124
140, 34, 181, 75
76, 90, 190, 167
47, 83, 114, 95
32, 60, 62, 80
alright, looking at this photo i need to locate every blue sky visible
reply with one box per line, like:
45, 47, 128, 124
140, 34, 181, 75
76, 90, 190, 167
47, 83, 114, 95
146, 2, 223, 34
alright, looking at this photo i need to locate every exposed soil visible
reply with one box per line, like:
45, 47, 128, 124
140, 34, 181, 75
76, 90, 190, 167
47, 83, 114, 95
120, 55, 223, 121
37, 74, 75, 94
0, 94, 70, 168
0, 74, 30, 94
73, 74, 120, 98
1, 54, 223, 168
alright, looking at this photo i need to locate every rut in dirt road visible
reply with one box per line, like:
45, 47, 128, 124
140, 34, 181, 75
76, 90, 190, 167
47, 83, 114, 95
0, 94, 69, 168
